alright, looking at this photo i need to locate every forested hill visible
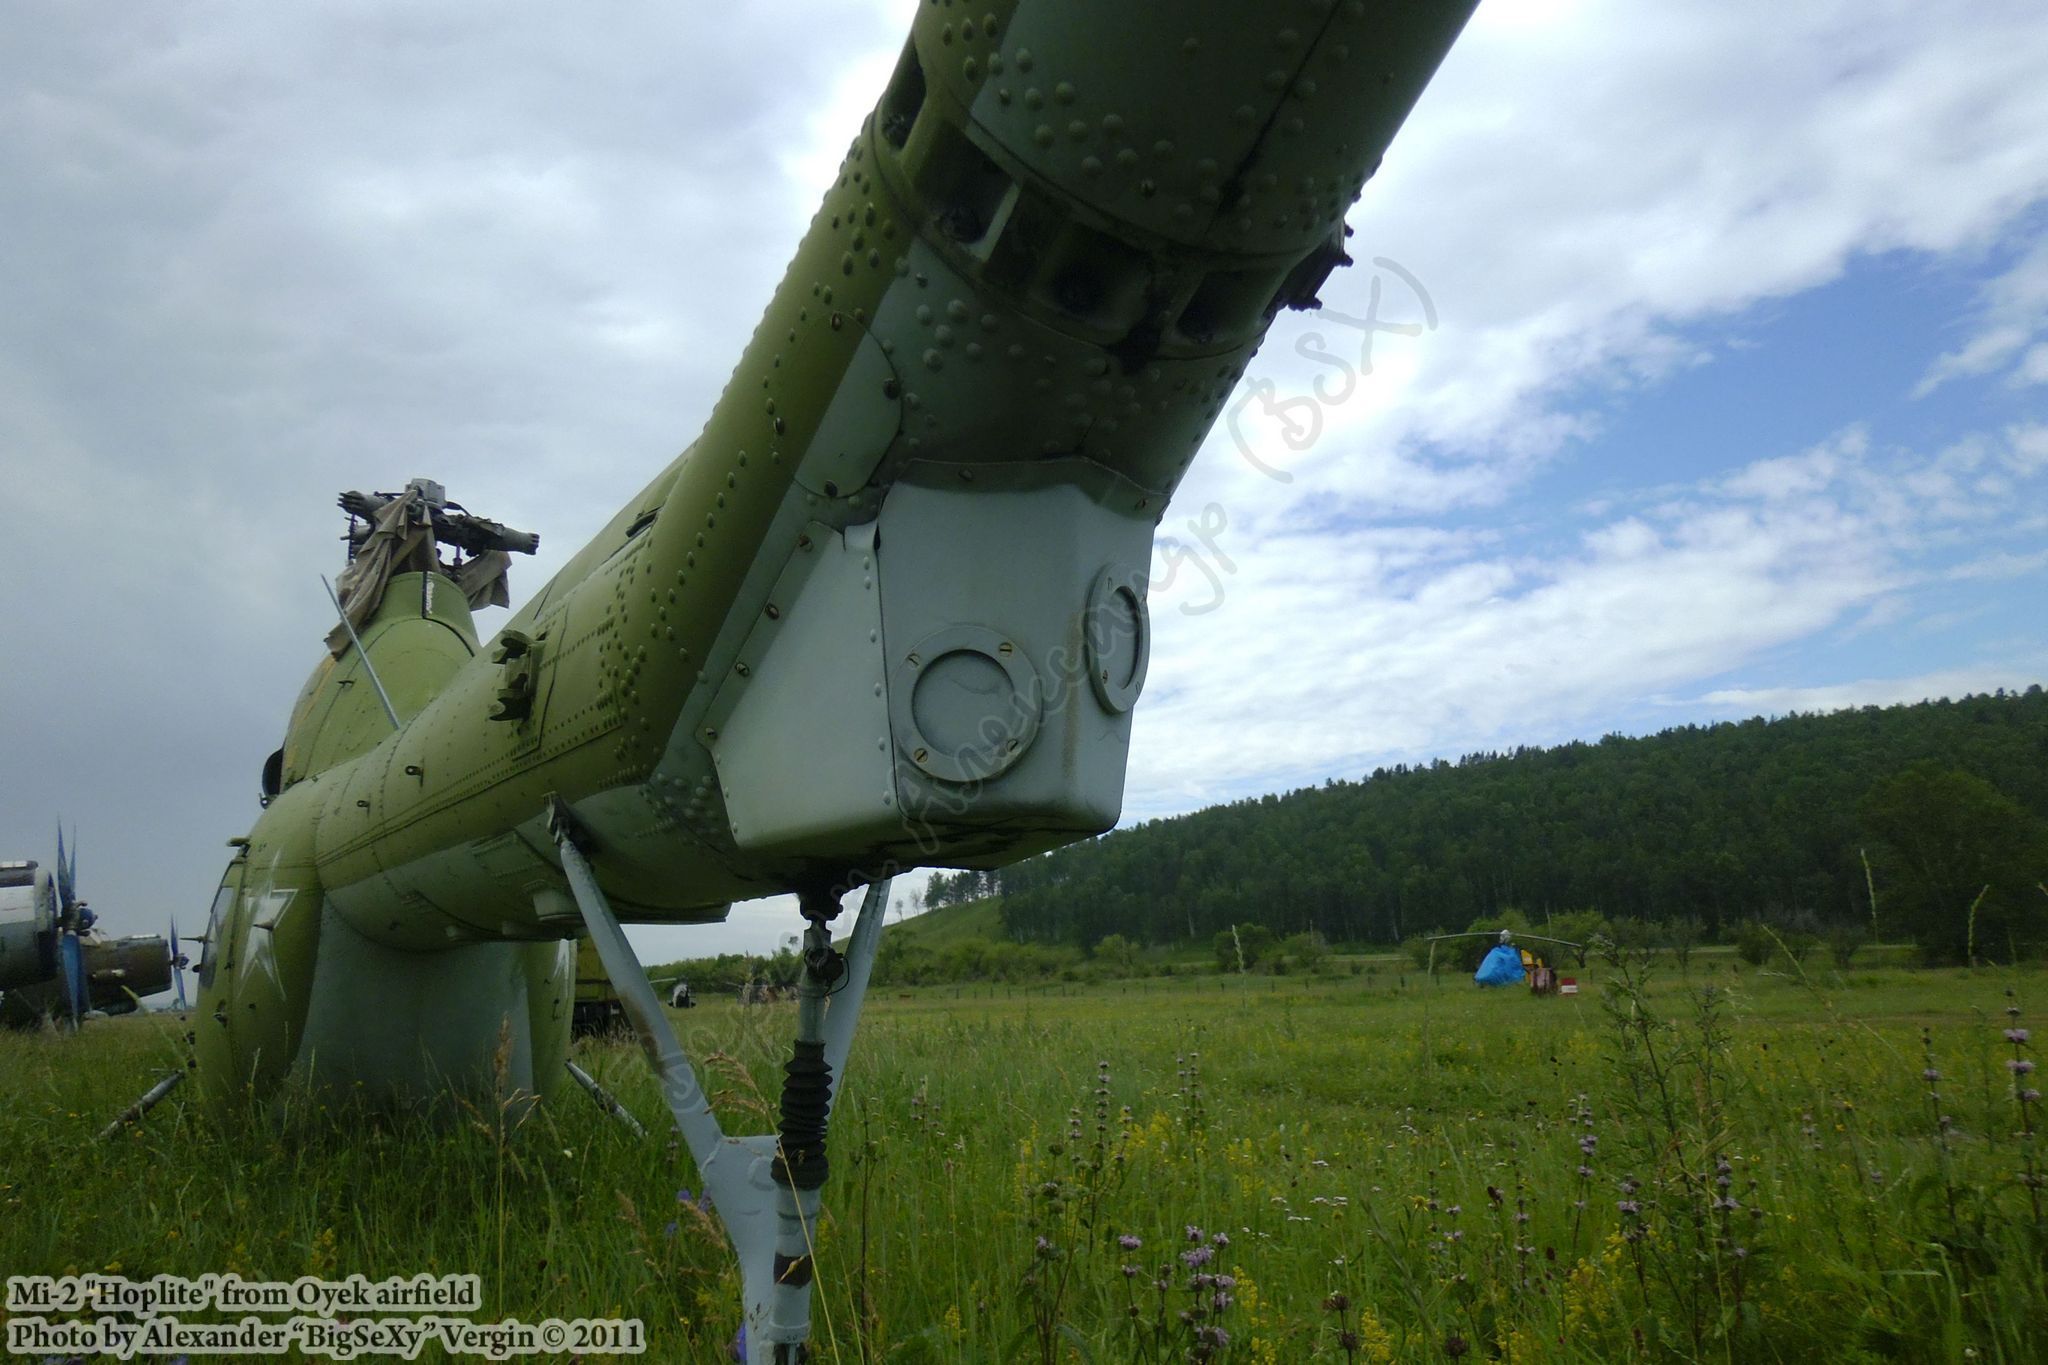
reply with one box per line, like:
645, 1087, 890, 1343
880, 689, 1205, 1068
935, 688, 2048, 950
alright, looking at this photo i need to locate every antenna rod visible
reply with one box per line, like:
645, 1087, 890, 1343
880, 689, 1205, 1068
98, 1071, 185, 1142
321, 574, 401, 730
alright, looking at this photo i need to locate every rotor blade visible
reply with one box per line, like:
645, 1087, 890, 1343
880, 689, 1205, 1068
55, 825, 73, 908
58, 932, 86, 1027
170, 920, 188, 1010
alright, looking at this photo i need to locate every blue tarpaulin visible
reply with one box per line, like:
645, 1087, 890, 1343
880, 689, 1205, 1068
1474, 944, 1525, 987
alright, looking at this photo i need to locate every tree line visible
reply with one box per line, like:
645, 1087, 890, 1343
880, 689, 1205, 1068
991, 689, 2048, 964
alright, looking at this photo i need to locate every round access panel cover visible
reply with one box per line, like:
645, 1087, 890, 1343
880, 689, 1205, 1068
891, 625, 1042, 784
1084, 565, 1149, 714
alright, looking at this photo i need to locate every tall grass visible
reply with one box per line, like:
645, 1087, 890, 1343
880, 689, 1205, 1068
1, 962, 2041, 1361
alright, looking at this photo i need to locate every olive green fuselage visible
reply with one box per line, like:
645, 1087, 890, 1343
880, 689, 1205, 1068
197, 0, 1479, 1106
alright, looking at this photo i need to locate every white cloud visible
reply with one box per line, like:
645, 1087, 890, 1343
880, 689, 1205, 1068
1914, 237, 2048, 396
1685, 668, 2046, 717
1130, 420, 2048, 811
1200, 0, 2048, 520
1717, 428, 1865, 501
1946, 549, 2048, 582
2018, 343, 2048, 386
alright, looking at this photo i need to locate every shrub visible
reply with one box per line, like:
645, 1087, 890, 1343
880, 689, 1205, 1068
1092, 933, 1139, 975
1777, 910, 1823, 966
1607, 917, 1657, 951
1277, 931, 1329, 975
1546, 909, 1612, 952
1666, 916, 1706, 971
1402, 932, 1445, 974
1212, 923, 1274, 973
1465, 908, 1535, 938
1733, 920, 1774, 966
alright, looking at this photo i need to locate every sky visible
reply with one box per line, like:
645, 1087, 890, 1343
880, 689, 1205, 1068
1, 0, 2043, 977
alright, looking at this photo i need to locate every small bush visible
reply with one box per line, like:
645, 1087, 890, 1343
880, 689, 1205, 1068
1733, 920, 1774, 966
1277, 931, 1329, 975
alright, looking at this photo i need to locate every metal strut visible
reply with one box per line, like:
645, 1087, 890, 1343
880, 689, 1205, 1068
545, 798, 892, 1365
563, 1059, 648, 1138
98, 1070, 186, 1142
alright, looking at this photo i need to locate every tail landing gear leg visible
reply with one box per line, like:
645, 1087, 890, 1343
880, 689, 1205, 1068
547, 798, 892, 1364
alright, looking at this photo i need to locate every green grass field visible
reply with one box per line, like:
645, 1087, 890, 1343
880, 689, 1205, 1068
3, 958, 2043, 1363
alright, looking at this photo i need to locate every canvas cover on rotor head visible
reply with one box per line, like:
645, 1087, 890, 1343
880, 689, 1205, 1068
326, 488, 515, 657
1475, 944, 1526, 986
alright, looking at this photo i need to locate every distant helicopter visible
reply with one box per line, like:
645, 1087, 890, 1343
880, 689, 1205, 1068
0, 832, 182, 1029
1422, 927, 1587, 994
191, 3, 1480, 1358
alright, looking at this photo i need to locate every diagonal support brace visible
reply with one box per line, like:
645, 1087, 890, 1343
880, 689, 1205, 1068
563, 1059, 648, 1138
545, 798, 892, 1365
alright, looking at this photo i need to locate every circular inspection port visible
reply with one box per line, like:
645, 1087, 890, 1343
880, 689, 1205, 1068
891, 625, 1042, 784
1084, 566, 1150, 714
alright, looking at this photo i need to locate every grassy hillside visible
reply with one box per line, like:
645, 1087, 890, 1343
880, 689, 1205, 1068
881, 895, 1003, 950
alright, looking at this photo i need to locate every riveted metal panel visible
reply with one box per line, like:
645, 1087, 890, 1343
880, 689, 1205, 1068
711, 521, 895, 855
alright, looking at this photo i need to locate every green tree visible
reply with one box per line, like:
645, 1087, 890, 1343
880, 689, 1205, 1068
1607, 917, 1656, 951
1278, 931, 1329, 975
1826, 923, 1864, 969
1775, 910, 1822, 967
1733, 920, 1773, 967
1664, 916, 1705, 971
1212, 923, 1274, 972
1861, 765, 2048, 964
1466, 907, 1535, 938
1402, 932, 1444, 974
1546, 909, 1611, 953
1092, 933, 1139, 975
